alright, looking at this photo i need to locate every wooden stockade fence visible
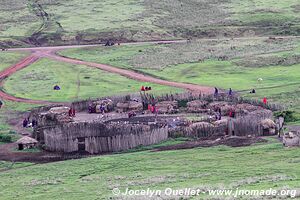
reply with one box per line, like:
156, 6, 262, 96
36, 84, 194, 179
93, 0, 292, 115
30, 91, 284, 116
174, 110, 273, 139
32, 92, 283, 154
70, 92, 285, 112
42, 122, 168, 153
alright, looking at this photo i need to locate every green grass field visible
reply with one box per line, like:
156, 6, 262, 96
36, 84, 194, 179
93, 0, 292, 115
0, 51, 29, 71
0, 1, 300, 200
1, 0, 299, 47
59, 38, 300, 123
0, 139, 299, 200
0, 51, 35, 143
2, 58, 182, 102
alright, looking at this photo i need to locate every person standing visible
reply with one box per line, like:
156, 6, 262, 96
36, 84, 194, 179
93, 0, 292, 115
263, 97, 267, 105
228, 88, 233, 96
214, 87, 219, 96
23, 118, 28, 128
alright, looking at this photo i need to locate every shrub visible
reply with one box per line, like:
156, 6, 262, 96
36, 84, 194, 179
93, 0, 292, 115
178, 99, 188, 108
0, 134, 13, 143
274, 110, 298, 123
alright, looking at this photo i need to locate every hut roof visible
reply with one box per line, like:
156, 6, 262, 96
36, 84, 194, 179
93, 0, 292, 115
187, 100, 208, 108
49, 107, 70, 114
213, 119, 228, 126
190, 122, 213, 128
261, 119, 276, 129
16, 136, 38, 145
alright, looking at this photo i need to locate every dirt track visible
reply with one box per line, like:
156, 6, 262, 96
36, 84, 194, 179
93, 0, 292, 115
0, 40, 213, 104
2, 36, 300, 104
0, 55, 50, 104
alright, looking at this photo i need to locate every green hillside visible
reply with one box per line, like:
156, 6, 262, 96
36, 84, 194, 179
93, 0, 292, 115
0, 0, 299, 47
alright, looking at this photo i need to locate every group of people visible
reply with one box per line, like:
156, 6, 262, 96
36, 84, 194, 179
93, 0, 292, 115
214, 87, 268, 105
141, 86, 152, 92
23, 117, 37, 128
214, 87, 233, 97
148, 104, 158, 114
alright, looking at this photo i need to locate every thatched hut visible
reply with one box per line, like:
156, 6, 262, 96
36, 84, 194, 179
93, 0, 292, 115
207, 102, 234, 116
39, 107, 73, 125
213, 119, 228, 127
184, 122, 215, 137
156, 101, 178, 114
91, 99, 113, 113
187, 100, 209, 113
49, 107, 70, 114
260, 119, 276, 135
116, 101, 143, 113
16, 136, 38, 150
236, 103, 261, 113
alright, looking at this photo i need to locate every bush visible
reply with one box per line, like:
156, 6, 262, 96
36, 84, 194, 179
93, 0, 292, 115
0, 134, 13, 143
274, 110, 298, 123
178, 99, 188, 108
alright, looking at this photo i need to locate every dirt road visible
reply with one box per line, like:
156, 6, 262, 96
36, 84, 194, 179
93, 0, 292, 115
0, 40, 214, 104
0, 55, 57, 104
4, 36, 299, 104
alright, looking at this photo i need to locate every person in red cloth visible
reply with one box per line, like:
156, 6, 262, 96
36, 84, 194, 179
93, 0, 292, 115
263, 97, 267, 105
69, 107, 76, 117
148, 104, 152, 111
141, 86, 145, 91
72, 108, 76, 117
151, 105, 156, 113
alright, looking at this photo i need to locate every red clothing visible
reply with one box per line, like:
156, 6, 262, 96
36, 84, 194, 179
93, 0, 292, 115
141, 86, 145, 91
151, 106, 156, 113
69, 108, 76, 117
263, 97, 267, 104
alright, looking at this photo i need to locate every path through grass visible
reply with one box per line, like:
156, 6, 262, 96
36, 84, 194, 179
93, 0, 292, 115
3, 58, 182, 102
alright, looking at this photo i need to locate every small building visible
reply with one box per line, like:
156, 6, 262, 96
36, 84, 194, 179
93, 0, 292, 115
260, 119, 276, 136
16, 136, 38, 150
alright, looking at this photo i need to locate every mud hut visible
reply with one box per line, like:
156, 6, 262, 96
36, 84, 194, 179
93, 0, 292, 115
260, 119, 276, 135
90, 99, 113, 113
187, 100, 209, 113
49, 106, 70, 114
156, 101, 178, 114
116, 101, 143, 113
16, 136, 38, 150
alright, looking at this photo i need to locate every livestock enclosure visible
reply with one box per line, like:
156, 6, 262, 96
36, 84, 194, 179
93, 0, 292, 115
31, 92, 283, 154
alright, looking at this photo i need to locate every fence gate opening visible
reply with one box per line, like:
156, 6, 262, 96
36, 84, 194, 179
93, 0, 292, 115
77, 137, 86, 152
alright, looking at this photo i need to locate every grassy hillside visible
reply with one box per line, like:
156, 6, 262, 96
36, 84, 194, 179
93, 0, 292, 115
3, 58, 182, 102
0, 139, 299, 199
0, 51, 29, 71
59, 37, 300, 123
0, 0, 299, 47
